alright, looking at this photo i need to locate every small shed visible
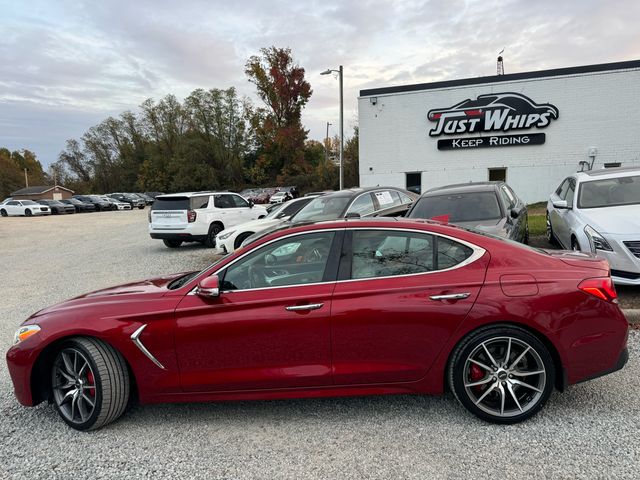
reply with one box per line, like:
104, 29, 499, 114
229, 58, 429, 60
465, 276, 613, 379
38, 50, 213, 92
11, 185, 75, 201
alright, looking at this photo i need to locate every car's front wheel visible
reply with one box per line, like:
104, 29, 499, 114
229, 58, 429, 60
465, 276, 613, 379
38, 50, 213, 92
545, 212, 558, 246
51, 337, 130, 430
448, 325, 555, 424
25, 209, 32, 217
204, 223, 223, 248
234, 232, 254, 250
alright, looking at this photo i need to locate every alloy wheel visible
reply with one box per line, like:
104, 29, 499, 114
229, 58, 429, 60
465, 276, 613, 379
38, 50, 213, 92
52, 348, 97, 425
462, 336, 546, 418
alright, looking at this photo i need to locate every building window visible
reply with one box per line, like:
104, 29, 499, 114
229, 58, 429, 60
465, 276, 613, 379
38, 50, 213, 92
604, 163, 621, 168
488, 168, 506, 182
406, 172, 421, 194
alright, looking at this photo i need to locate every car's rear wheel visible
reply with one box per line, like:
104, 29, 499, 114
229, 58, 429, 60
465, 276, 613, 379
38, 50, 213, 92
234, 232, 254, 250
571, 237, 581, 251
163, 239, 183, 248
204, 223, 223, 248
448, 325, 555, 424
0, 209, 7, 217
51, 337, 130, 430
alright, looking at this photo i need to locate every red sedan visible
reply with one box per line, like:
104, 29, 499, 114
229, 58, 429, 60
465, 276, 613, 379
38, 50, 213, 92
6, 219, 628, 430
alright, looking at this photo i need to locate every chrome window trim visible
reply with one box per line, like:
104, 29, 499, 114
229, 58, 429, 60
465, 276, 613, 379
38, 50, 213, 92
190, 226, 486, 294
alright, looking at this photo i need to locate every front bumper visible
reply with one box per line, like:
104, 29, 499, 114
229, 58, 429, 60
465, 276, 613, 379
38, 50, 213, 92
593, 234, 640, 285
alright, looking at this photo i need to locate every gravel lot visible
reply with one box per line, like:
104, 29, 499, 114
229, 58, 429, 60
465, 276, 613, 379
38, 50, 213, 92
1, 210, 639, 479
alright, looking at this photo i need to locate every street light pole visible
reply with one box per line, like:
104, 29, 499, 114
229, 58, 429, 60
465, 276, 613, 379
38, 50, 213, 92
325, 122, 332, 164
321, 65, 344, 190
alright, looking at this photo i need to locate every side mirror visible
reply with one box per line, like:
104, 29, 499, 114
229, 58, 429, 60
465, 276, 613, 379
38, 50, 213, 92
345, 212, 361, 219
552, 199, 569, 209
510, 208, 519, 219
195, 275, 220, 298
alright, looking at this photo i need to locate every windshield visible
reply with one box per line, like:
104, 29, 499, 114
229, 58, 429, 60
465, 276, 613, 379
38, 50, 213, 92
578, 175, 640, 208
409, 192, 502, 222
292, 196, 350, 222
168, 257, 227, 290
265, 202, 287, 218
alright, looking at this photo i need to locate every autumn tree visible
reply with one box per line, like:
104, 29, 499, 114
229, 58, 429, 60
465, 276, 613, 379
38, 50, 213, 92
245, 47, 312, 185
343, 127, 359, 188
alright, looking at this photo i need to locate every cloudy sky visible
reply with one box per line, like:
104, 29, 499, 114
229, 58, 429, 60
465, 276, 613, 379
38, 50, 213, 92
1, 0, 639, 168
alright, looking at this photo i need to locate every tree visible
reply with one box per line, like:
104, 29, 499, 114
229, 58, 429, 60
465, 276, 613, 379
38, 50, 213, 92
245, 47, 312, 181
343, 127, 360, 188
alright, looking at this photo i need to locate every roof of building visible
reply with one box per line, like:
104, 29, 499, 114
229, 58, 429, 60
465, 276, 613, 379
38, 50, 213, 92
11, 185, 75, 195
360, 59, 640, 97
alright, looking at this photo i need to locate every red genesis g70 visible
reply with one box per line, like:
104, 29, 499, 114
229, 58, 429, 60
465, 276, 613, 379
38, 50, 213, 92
6, 219, 628, 430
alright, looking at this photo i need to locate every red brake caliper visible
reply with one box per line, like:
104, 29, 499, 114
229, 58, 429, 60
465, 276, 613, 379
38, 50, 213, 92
86, 370, 96, 397
470, 363, 485, 393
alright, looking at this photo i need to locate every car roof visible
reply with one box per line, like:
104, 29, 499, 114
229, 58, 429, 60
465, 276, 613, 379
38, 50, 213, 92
422, 181, 501, 196
577, 166, 640, 179
317, 186, 416, 199
156, 191, 231, 199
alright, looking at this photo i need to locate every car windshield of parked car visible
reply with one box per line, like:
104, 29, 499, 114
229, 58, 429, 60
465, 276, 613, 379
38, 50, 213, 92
578, 175, 640, 209
265, 202, 287, 218
291, 196, 350, 222
410, 192, 502, 222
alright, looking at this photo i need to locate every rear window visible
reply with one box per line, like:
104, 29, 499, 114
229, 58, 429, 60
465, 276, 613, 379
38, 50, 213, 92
409, 192, 502, 222
152, 196, 209, 210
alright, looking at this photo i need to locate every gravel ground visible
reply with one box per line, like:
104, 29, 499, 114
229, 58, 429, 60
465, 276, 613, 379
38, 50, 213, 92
1, 210, 639, 479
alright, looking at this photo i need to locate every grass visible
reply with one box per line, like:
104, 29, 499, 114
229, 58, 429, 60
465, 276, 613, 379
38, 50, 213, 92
528, 214, 546, 236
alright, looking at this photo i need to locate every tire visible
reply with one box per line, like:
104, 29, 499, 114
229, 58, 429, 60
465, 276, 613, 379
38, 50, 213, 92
204, 223, 223, 248
571, 237, 581, 251
448, 325, 555, 424
234, 231, 254, 250
51, 337, 130, 431
545, 212, 558, 246
163, 239, 183, 248
0, 209, 7, 217
25, 209, 32, 217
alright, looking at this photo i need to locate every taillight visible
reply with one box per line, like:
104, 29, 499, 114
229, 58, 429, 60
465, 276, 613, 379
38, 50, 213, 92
187, 210, 197, 223
578, 276, 617, 303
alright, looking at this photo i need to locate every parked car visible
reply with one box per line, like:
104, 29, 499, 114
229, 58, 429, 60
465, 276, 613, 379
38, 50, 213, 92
215, 196, 318, 254
61, 198, 96, 213
1, 197, 12, 204
144, 191, 165, 199
37, 200, 75, 215
108, 193, 145, 209
0, 200, 50, 217
547, 166, 640, 285
73, 195, 113, 212
269, 191, 292, 204
99, 196, 132, 210
133, 193, 154, 205
291, 187, 418, 223
6, 217, 628, 430
149, 192, 268, 248
407, 182, 529, 243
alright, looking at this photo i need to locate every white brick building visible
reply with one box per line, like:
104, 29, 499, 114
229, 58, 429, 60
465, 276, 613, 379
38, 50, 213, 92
358, 60, 640, 203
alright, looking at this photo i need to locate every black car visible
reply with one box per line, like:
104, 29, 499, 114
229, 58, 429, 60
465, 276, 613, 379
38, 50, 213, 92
61, 198, 96, 213
108, 193, 145, 209
73, 195, 113, 211
144, 191, 165, 199
135, 193, 155, 205
37, 200, 75, 215
406, 181, 529, 243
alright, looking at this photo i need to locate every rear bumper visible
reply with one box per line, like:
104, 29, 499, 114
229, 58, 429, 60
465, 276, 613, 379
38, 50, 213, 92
575, 347, 628, 384
150, 232, 207, 242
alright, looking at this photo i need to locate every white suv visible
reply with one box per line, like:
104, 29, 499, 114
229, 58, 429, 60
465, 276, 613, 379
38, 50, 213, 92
149, 192, 267, 248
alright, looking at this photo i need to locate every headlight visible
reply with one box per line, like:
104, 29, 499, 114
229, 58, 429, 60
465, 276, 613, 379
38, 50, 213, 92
13, 325, 41, 345
217, 230, 236, 241
584, 225, 613, 253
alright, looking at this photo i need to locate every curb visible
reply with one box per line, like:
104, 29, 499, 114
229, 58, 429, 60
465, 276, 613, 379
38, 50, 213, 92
623, 309, 640, 324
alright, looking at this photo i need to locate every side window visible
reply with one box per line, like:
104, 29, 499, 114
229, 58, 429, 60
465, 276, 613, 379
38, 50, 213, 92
502, 186, 516, 207
373, 190, 401, 209
399, 192, 414, 204
191, 196, 210, 209
351, 230, 435, 279
499, 187, 514, 210
506, 186, 519, 205
347, 193, 375, 216
281, 199, 306, 217
221, 231, 336, 290
8, 201, 19, 205
214, 194, 234, 209
230, 194, 249, 208
566, 179, 576, 208
556, 179, 570, 199
437, 237, 473, 270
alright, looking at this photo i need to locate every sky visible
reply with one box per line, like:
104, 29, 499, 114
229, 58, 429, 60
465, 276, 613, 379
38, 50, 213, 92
1, 0, 640, 168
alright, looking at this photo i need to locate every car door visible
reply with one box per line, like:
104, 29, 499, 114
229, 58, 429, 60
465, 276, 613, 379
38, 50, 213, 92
498, 185, 520, 240
553, 178, 576, 248
174, 229, 343, 392
230, 193, 262, 222
549, 178, 571, 248
5, 201, 21, 215
330, 228, 489, 385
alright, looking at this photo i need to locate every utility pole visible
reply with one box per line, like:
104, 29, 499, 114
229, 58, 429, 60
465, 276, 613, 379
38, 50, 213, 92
338, 65, 344, 190
325, 122, 332, 164
24, 168, 28, 188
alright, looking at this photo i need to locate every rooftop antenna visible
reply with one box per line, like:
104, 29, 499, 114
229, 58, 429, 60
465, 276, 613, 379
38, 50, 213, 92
497, 48, 505, 75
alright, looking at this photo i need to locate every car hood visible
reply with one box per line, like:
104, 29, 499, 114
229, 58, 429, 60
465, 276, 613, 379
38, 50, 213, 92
455, 218, 508, 237
580, 205, 640, 234
30, 272, 187, 318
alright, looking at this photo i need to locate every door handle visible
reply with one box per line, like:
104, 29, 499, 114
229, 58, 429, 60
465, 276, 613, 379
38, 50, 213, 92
429, 293, 470, 301
285, 303, 324, 312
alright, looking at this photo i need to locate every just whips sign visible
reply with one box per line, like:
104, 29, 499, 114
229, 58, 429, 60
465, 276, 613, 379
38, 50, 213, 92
427, 92, 559, 150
